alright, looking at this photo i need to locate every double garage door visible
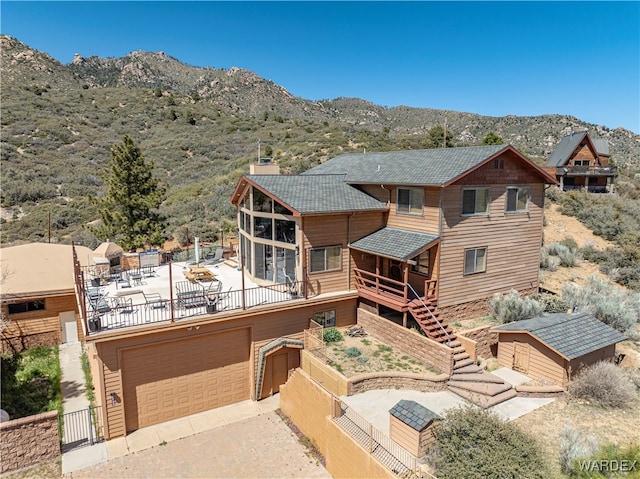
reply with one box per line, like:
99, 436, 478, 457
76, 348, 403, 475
122, 328, 250, 432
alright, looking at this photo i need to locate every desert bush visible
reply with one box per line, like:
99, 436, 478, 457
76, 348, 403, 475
345, 347, 361, 358
427, 406, 550, 479
545, 185, 563, 202
560, 236, 579, 252
488, 290, 545, 323
540, 250, 561, 271
562, 276, 640, 333
545, 242, 579, 267
530, 292, 569, 313
323, 328, 343, 343
559, 422, 598, 475
569, 361, 636, 408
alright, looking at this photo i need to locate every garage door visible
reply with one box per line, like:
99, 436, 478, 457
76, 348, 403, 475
122, 328, 250, 432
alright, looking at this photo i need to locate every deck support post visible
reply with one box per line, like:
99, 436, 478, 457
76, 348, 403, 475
402, 311, 407, 328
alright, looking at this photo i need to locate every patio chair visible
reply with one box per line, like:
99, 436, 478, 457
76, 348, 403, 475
111, 296, 134, 314
143, 292, 166, 310
128, 269, 144, 286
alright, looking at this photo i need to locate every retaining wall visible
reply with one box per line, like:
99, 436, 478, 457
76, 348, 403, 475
0, 410, 60, 473
357, 308, 454, 376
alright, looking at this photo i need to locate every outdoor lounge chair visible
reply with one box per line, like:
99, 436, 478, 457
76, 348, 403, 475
204, 247, 224, 265
175, 281, 208, 310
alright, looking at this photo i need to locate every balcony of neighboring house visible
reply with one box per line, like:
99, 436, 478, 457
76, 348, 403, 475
555, 165, 617, 193
555, 165, 617, 177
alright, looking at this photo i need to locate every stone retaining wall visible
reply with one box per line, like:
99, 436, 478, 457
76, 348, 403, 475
0, 410, 60, 473
357, 308, 454, 376
349, 371, 450, 395
457, 325, 499, 360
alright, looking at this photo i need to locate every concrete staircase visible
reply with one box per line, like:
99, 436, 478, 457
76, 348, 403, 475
446, 336, 517, 408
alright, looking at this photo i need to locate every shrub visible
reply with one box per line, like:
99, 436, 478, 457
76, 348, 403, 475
560, 236, 579, 252
323, 328, 343, 343
559, 422, 598, 475
540, 250, 561, 271
345, 347, 361, 358
546, 242, 579, 267
427, 406, 550, 478
488, 290, 545, 323
562, 276, 640, 333
530, 292, 569, 313
569, 361, 636, 408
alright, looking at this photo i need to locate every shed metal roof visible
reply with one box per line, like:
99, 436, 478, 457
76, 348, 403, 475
493, 313, 626, 360
303, 145, 508, 185
349, 227, 439, 261
245, 175, 388, 215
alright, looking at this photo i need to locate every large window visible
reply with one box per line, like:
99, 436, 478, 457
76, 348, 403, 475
275, 219, 296, 244
411, 250, 430, 276
254, 217, 272, 240
254, 243, 273, 281
309, 246, 341, 273
8, 300, 45, 314
506, 187, 529, 213
252, 189, 272, 212
314, 310, 336, 327
397, 188, 424, 215
462, 188, 490, 215
464, 247, 487, 275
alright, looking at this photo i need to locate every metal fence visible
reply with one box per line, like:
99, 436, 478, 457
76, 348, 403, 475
333, 399, 418, 477
59, 406, 104, 452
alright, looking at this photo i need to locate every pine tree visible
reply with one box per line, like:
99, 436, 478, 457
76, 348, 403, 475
481, 131, 504, 145
91, 135, 166, 250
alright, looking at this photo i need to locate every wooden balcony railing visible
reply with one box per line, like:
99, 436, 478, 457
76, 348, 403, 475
354, 268, 438, 306
556, 165, 617, 176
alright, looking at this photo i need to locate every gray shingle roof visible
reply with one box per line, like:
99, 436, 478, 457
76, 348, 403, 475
545, 131, 610, 167
349, 228, 439, 261
302, 145, 507, 185
493, 313, 626, 360
247, 175, 387, 215
389, 399, 441, 431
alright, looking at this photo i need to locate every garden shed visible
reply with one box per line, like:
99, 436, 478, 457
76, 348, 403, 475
389, 399, 441, 456
493, 313, 626, 386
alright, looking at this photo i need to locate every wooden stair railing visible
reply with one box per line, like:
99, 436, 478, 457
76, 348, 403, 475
406, 283, 455, 346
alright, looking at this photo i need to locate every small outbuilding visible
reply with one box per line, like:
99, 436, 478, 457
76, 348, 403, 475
493, 313, 627, 386
94, 242, 124, 273
389, 399, 442, 456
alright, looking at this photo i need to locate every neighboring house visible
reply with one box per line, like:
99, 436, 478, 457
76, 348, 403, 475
493, 313, 626, 386
545, 130, 616, 192
0, 243, 94, 352
78, 144, 558, 440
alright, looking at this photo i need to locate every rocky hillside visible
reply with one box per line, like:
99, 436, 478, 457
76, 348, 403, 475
2, 34, 639, 247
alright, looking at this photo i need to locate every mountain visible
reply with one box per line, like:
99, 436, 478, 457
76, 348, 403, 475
1, 34, 639, 247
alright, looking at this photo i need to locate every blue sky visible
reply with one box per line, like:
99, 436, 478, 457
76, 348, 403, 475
2, 1, 639, 133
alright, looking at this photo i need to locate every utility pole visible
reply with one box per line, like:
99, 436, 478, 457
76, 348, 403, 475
443, 117, 447, 148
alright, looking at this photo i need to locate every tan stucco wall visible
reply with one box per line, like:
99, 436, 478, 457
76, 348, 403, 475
280, 369, 394, 479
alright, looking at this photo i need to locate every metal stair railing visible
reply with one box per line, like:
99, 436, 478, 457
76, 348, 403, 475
406, 282, 452, 346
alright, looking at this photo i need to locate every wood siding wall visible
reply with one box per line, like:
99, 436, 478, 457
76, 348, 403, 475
438, 154, 545, 308
303, 212, 384, 295
1, 293, 79, 350
360, 185, 440, 235
94, 296, 358, 439
570, 144, 602, 166
496, 333, 567, 385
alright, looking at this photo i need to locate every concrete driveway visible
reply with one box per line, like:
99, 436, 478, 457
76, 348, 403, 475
64, 411, 330, 479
